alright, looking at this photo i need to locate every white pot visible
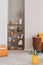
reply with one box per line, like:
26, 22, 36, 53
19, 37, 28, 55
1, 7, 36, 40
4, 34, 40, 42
18, 40, 22, 45
19, 18, 22, 24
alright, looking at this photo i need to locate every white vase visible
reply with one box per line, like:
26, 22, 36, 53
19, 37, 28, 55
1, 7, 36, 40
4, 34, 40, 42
19, 18, 22, 24
18, 40, 22, 45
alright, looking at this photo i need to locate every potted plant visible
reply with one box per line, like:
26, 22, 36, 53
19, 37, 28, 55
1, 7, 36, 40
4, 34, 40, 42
30, 47, 39, 64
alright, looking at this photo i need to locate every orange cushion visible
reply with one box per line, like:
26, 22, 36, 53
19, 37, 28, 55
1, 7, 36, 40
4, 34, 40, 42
0, 44, 8, 56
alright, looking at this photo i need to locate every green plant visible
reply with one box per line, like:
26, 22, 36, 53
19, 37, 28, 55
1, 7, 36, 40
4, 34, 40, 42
30, 47, 39, 55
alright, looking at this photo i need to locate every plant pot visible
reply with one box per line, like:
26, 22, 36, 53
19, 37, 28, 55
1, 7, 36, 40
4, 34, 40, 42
32, 55, 39, 64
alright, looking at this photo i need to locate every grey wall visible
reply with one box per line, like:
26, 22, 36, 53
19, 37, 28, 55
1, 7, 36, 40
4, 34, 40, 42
25, 0, 43, 50
8, 0, 24, 22
0, 0, 8, 46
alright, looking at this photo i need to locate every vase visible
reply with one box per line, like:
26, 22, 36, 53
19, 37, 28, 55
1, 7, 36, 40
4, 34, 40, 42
19, 18, 22, 24
32, 55, 39, 64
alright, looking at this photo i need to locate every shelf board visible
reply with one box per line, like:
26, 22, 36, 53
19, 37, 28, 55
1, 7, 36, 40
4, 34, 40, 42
17, 38, 23, 40
8, 24, 23, 26
8, 47, 24, 50
8, 28, 15, 30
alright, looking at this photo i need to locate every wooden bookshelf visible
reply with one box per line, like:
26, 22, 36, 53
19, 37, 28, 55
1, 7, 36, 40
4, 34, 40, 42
8, 23, 24, 50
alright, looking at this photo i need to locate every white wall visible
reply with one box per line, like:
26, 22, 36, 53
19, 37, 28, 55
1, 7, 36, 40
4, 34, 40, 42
25, 0, 43, 49
8, 0, 24, 22
0, 0, 8, 46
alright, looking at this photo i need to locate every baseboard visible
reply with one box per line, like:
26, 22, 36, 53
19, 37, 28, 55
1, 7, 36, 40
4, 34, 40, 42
24, 49, 31, 51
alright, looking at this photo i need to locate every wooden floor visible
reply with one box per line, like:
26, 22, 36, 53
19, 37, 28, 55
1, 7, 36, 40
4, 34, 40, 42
0, 50, 43, 65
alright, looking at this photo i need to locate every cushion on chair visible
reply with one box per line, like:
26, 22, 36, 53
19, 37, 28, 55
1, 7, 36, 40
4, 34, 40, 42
38, 33, 43, 42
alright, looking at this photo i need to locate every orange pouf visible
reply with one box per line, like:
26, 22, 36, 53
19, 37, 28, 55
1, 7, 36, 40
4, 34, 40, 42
0, 44, 8, 56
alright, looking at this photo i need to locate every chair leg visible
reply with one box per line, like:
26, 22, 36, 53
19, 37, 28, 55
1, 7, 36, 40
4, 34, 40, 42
41, 42, 43, 53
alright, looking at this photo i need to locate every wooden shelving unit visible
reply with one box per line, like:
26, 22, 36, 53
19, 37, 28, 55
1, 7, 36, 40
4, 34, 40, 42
8, 23, 24, 50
